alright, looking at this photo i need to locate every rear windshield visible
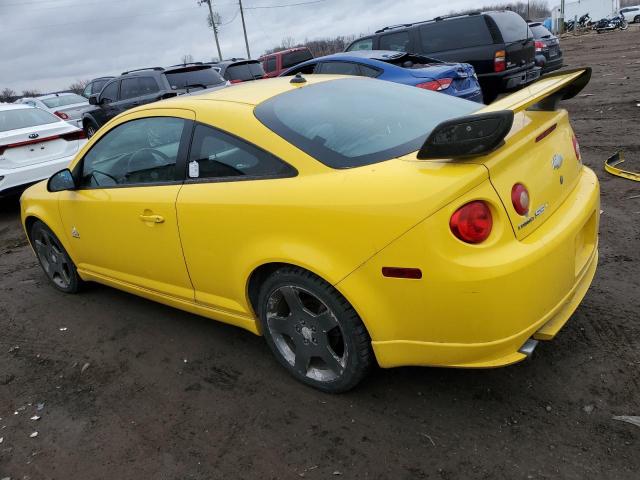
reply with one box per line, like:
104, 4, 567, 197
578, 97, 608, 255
0, 108, 59, 132
529, 23, 552, 39
282, 49, 313, 69
225, 62, 265, 81
165, 67, 225, 89
254, 78, 480, 169
490, 11, 531, 42
41, 94, 87, 108
419, 16, 493, 52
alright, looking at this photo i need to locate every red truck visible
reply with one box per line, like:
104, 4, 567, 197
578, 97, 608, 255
259, 47, 313, 78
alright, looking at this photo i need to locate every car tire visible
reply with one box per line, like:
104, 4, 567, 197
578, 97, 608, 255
634, 15, 640, 23
30, 220, 82, 294
84, 121, 98, 138
258, 266, 373, 393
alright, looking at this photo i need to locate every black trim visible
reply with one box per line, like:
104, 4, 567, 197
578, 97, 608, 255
528, 67, 592, 112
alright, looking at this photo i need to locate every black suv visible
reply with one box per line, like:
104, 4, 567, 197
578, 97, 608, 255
81, 76, 115, 99
345, 11, 540, 102
212, 59, 265, 83
82, 64, 226, 137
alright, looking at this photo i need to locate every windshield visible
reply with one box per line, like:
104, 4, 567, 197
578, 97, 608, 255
42, 94, 87, 108
165, 67, 225, 89
226, 62, 264, 81
254, 78, 480, 168
0, 108, 60, 132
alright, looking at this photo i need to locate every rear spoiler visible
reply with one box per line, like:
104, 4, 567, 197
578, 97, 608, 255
417, 68, 591, 160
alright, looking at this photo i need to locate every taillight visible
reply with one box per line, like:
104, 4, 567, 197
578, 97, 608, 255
61, 130, 86, 141
416, 78, 453, 91
450, 201, 493, 244
494, 50, 506, 72
511, 183, 530, 215
572, 135, 581, 162
229, 79, 243, 84
54, 111, 69, 120
534, 41, 545, 53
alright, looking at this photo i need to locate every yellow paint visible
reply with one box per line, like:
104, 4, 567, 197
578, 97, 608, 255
20, 71, 599, 369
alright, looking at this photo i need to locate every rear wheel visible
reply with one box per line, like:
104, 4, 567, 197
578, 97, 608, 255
258, 267, 373, 393
30, 221, 82, 293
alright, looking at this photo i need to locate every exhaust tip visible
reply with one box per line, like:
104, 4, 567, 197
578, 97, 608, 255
518, 338, 539, 358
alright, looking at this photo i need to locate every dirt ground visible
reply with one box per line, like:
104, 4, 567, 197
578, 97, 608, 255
1, 28, 640, 480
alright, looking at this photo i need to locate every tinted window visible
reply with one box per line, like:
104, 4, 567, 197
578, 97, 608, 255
347, 37, 373, 51
317, 62, 361, 75
41, 94, 87, 108
120, 77, 159, 100
92, 79, 109, 94
419, 17, 493, 52
490, 11, 530, 42
379, 31, 410, 51
255, 78, 480, 169
225, 62, 265, 81
188, 124, 294, 179
82, 84, 91, 98
165, 67, 225, 89
359, 65, 381, 78
0, 108, 59, 132
80, 117, 186, 187
529, 24, 552, 39
265, 57, 277, 72
100, 81, 119, 103
282, 49, 313, 68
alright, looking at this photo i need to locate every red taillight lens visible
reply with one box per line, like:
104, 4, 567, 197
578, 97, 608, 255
61, 130, 86, 141
511, 183, 530, 215
229, 79, 243, 84
450, 201, 493, 244
535, 40, 545, 53
494, 50, 506, 72
416, 78, 453, 91
572, 135, 581, 162
54, 111, 69, 120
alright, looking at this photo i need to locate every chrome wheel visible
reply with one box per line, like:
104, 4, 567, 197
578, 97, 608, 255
266, 285, 347, 382
34, 228, 72, 289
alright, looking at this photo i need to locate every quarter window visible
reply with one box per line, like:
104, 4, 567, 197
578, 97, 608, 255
419, 17, 493, 52
80, 117, 186, 188
316, 62, 361, 75
187, 124, 295, 180
379, 31, 410, 52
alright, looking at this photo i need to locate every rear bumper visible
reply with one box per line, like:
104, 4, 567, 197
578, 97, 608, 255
337, 167, 600, 369
0, 154, 75, 197
541, 55, 564, 74
478, 65, 541, 91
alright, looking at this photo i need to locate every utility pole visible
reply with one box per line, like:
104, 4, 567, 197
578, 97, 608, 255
238, 0, 251, 59
200, 0, 223, 61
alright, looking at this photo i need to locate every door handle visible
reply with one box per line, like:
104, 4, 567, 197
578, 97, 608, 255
139, 214, 165, 223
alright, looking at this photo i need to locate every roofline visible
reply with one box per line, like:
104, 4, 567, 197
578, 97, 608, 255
374, 10, 524, 33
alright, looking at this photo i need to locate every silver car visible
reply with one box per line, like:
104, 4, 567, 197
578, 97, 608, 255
15, 93, 89, 129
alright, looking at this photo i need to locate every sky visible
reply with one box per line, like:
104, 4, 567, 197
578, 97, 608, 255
2, 0, 515, 93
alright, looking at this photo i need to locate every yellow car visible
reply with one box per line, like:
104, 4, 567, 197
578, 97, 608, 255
20, 69, 599, 392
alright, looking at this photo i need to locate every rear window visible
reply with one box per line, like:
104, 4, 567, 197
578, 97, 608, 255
419, 17, 493, 52
282, 49, 313, 69
0, 108, 59, 132
225, 62, 265, 81
41, 94, 87, 108
254, 78, 480, 169
489, 11, 531, 42
165, 67, 225, 89
529, 23, 552, 39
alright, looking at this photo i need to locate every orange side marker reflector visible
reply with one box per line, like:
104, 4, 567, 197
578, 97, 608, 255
535, 123, 557, 143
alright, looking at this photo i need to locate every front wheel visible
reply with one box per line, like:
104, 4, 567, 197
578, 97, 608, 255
84, 121, 98, 138
634, 15, 640, 24
620, 21, 629, 30
30, 221, 82, 293
258, 267, 373, 393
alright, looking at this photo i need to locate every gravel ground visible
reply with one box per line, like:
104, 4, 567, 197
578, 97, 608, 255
1, 27, 639, 480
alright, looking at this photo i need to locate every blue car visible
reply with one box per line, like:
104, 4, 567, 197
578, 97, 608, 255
280, 50, 483, 103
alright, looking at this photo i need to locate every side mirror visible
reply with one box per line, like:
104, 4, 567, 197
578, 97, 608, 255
47, 169, 76, 192
88, 94, 99, 105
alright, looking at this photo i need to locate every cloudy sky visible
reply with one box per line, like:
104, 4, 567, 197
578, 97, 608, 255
2, 0, 507, 93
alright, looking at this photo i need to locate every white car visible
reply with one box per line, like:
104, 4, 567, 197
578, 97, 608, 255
620, 5, 640, 23
15, 92, 89, 129
0, 104, 86, 197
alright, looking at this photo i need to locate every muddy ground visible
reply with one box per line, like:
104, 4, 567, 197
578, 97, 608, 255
1, 28, 639, 480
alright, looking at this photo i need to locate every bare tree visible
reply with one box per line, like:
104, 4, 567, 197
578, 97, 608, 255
451, 1, 551, 20
181, 54, 194, 64
264, 35, 359, 57
21, 89, 41, 97
0, 87, 16, 103
68, 79, 90, 95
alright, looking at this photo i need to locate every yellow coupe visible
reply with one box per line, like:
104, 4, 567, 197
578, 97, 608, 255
20, 69, 599, 392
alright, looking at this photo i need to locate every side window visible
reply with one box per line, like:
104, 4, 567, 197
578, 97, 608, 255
316, 62, 361, 75
188, 124, 295, 180
138, 77, 160, 95
359, 65, 381, 78
379, 31, 410, 52
82, 84, 91, 98
120, 78, 140, 100
100, 81, 119, 104
265, 57, 277, 73
286, 63, 316, 75
347, 37, 373, 51
80, 116, 186, 188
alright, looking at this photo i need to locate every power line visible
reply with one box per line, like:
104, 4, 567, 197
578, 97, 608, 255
244, 0, 327, 9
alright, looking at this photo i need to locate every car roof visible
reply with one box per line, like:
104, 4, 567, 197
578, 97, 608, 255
314, 50, 406, 62
259, 47, 310, 59
0, 103, 36, 111
37, 92, 81, 100
372, 9, 515, 34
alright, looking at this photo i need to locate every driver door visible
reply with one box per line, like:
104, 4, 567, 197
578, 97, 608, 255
58, 110, 196, 301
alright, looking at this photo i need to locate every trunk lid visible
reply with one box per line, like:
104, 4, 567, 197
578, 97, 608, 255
411, 62, 477, 92
53, 102, 90, 121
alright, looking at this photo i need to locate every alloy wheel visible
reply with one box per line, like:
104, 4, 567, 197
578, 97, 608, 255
34, 229, 72, 289
265, 285, 347, 382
